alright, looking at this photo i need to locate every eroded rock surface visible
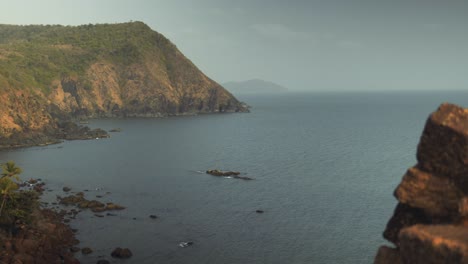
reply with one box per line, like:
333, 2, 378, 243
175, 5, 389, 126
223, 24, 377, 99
375, 103, 468, 264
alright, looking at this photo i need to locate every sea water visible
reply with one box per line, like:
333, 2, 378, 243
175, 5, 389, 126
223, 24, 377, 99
1, 90, 467, 263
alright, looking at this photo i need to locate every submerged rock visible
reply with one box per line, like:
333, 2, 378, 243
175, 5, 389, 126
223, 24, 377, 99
111, 247, 133, 259
82, 247, 93, 255
58, 193, 125, 212
106, 202, 126, 210
206, 169, 252, 180
206, 169, 240, 176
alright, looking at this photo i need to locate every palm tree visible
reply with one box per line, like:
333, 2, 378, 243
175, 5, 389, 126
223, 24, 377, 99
0, 161, 22, 216
1, 161, 22, 180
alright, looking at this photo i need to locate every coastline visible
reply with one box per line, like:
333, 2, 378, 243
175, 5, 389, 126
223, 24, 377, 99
0, 180, 80, 263
0, 109, 250, 150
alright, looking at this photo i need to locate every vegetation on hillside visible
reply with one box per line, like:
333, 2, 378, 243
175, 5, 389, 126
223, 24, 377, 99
0, 22, 172, 93
0, 22, 246, 142
0, 162, 38, 232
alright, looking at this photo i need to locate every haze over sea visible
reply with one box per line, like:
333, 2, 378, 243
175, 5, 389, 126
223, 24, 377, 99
0, 90, 467, 263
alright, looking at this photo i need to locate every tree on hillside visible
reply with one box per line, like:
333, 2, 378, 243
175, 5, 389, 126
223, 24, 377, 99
0, 161, 22, 217
1, 161, 22, 180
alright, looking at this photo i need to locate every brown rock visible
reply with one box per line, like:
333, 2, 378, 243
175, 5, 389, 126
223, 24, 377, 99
399, 225, 468, 264
374, 246, 402, 264
111, 247, 132, 259
82, 247, 93, 254
87, 200, 105, 208
394, 167, 463, 217
416, 103, 468, 193
105, 202, 125, 210
91, 207, 107, 213
206, 169, 241, 177
383, 203, 432, 245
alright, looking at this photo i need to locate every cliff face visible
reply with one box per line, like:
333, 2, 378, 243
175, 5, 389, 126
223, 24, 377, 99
0, 22, 247, 146
375, 103, 468, 264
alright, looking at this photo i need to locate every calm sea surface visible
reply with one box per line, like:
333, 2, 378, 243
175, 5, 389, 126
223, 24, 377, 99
1, 91, 467, 263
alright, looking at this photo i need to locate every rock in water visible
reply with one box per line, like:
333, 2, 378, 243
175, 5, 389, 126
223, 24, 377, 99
111, 247, 133, 259
81, 247, 93, 254
374, 103, 468, 264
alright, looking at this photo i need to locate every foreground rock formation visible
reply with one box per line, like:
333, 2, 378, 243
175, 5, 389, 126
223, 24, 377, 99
0, 22, 248, 147
374, 103, 468, 264
0, 208, 79, 264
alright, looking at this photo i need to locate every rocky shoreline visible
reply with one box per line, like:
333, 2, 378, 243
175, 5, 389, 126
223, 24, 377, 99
0, 177, 134, 264
0, 206, 80, 264
0, 121, 110, 150
0, 179, 80, 264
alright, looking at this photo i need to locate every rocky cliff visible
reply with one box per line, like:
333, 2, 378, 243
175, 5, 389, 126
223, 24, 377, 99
0, 22, 247, 147
374, 103, 468, 264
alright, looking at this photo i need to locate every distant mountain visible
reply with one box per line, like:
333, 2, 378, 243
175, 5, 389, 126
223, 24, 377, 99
223, 79, 288, 94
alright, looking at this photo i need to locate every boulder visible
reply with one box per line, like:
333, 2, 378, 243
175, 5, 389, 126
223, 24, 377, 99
416, 103, 468, 193
111, 247, 132, 259
394, 167, 463, 217
383, 203, 433, 245
399, 225, 468, 264
92, 207, 107, 213
87, 200, 105, 209
375, 103, 468, 263
81, 247, 93, 254
106, 203, 125, 210
206, 169, 241, 177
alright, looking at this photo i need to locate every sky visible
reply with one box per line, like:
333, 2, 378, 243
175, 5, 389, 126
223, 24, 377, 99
1, 0, 467, 92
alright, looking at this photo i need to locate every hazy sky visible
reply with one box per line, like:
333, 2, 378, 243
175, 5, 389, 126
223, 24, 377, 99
1, 0, 467, 91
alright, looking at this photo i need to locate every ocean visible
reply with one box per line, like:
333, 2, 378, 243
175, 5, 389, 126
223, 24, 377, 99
1, 90, 467, 263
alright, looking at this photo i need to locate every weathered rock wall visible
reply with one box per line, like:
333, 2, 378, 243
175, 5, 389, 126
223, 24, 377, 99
375, 103, 468, 264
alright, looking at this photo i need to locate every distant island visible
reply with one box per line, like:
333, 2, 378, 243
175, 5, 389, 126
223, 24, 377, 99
222, 79, 288, 95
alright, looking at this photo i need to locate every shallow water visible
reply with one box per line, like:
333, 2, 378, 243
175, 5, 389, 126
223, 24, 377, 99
1, 90, 467, 263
